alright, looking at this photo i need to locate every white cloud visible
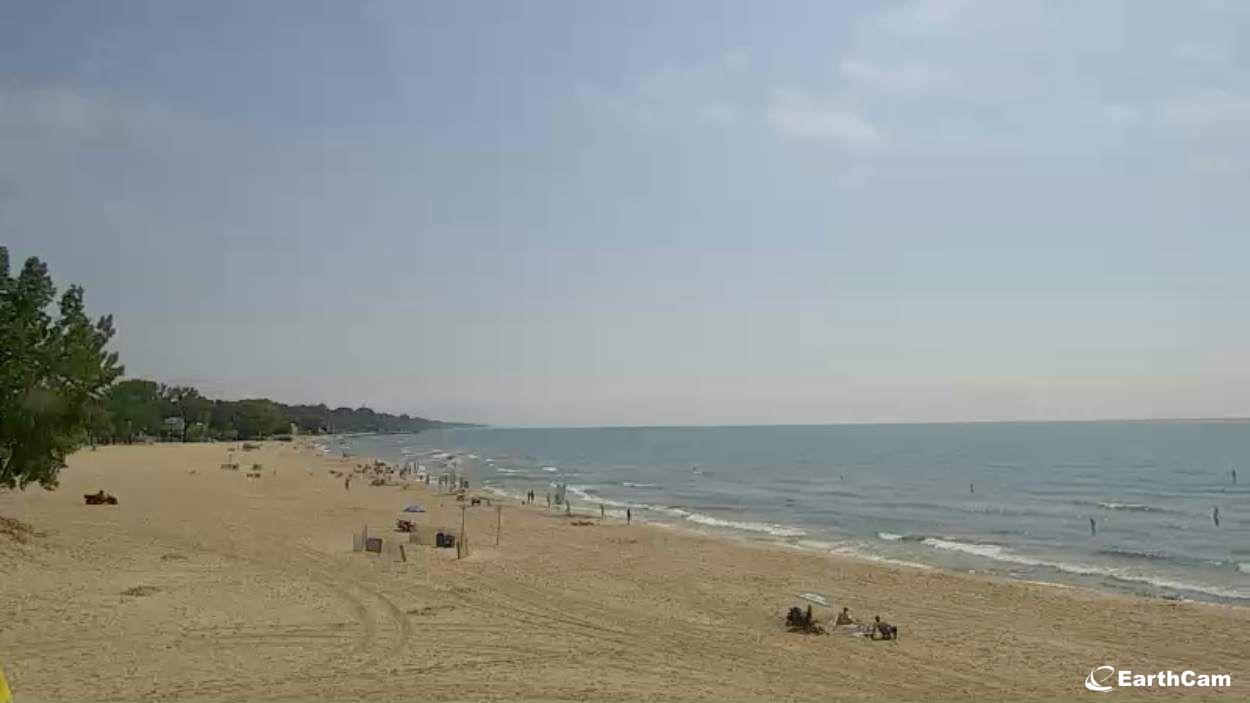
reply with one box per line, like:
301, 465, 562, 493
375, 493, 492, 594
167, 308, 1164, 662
840, 58, 953, 95
767, 89, 883, 147
580, 54, 758, 131
878, 0, 970, 34
0, 85, 206, 155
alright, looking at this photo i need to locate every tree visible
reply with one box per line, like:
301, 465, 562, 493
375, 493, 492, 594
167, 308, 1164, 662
0, 248, 123, 490
103, 379, 166, 443
162, 385, 212, 442
212, 399, 289, 440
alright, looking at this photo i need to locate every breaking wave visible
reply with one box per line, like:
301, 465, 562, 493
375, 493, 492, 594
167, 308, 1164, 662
920, 538, 1250, 600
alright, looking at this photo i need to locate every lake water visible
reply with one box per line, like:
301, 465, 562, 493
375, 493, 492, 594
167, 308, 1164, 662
327, 421, 1250, 603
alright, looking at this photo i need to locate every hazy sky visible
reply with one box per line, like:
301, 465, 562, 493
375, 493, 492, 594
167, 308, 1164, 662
3, 0, 1249, 426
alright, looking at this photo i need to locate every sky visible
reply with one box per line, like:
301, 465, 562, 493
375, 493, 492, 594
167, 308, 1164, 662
2, 0, 1249, 427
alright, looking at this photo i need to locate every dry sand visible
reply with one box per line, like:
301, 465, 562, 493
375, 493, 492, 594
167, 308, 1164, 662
2, 441, 1247, 701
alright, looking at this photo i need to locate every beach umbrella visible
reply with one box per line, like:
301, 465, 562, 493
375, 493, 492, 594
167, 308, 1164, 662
796, 592, 831, 607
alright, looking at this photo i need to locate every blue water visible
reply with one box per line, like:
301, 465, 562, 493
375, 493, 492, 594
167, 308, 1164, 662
327, 421, 1250, 603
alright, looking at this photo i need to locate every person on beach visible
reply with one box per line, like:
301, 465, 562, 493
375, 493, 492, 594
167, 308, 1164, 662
600, 503, 605, 519
546, 493, 551, 509
344, 475, 351, 491
835, 607, 855, 626
871, 615, 898, 640
626, 507, 632, 524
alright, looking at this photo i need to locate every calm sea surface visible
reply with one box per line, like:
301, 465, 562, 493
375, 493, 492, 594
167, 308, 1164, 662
328, 421, 1250, 603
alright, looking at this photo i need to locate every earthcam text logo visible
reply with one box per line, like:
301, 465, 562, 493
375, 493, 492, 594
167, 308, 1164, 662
1085, 665, 1231, 692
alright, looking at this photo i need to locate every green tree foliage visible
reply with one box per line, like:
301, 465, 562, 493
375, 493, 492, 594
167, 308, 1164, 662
162, 385, 212, 441
103, 379, 168, 442
96, 384, 464, 442
212, 399, 289, 440
0, 247, 123, 490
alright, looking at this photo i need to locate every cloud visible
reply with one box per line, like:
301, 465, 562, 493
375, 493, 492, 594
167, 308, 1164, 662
767, 89, 882, 147
877, 0, 970, 34
0, 85, 213, 161
840, 58, 953, 95
580, 54, 758, 131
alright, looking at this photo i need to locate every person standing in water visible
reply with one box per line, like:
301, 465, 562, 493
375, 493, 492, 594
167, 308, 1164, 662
1233, 469, 1238, 486
969, 482, 975, 495
1089, 517, 1097, 536
1213, 506, 1221, 527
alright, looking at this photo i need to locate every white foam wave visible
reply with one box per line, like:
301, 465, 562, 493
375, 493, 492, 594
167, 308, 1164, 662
681, 512, 806, 538
1238, 563, 1250, 574
542, 466, 559, 472
824, 543, 935, 570
920, 538, 1250, 600
877, 532, 904, 541
567, 486, 634, 509
622, 481, 658, 488
1099, 502, 1163, 512
481, 485, 526, 501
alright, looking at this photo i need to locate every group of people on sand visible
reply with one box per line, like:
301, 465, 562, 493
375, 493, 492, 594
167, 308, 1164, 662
834, 607, 899, 641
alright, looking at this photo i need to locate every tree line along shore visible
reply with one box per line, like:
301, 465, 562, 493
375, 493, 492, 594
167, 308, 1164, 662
0, 245, 465, 492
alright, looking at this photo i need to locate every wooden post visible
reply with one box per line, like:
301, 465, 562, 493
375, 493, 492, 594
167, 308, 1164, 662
459, 505, 466, 559
495, 504, 502, 546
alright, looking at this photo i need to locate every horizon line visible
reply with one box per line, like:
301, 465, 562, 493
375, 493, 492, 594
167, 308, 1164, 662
420, 414, 1250, 432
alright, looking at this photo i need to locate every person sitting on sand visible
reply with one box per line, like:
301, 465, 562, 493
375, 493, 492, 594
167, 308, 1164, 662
835, 607, 855, 626
871, 615, 898, 641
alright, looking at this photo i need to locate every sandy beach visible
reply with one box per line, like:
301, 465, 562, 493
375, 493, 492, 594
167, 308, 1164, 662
2, 441, 1247, 701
